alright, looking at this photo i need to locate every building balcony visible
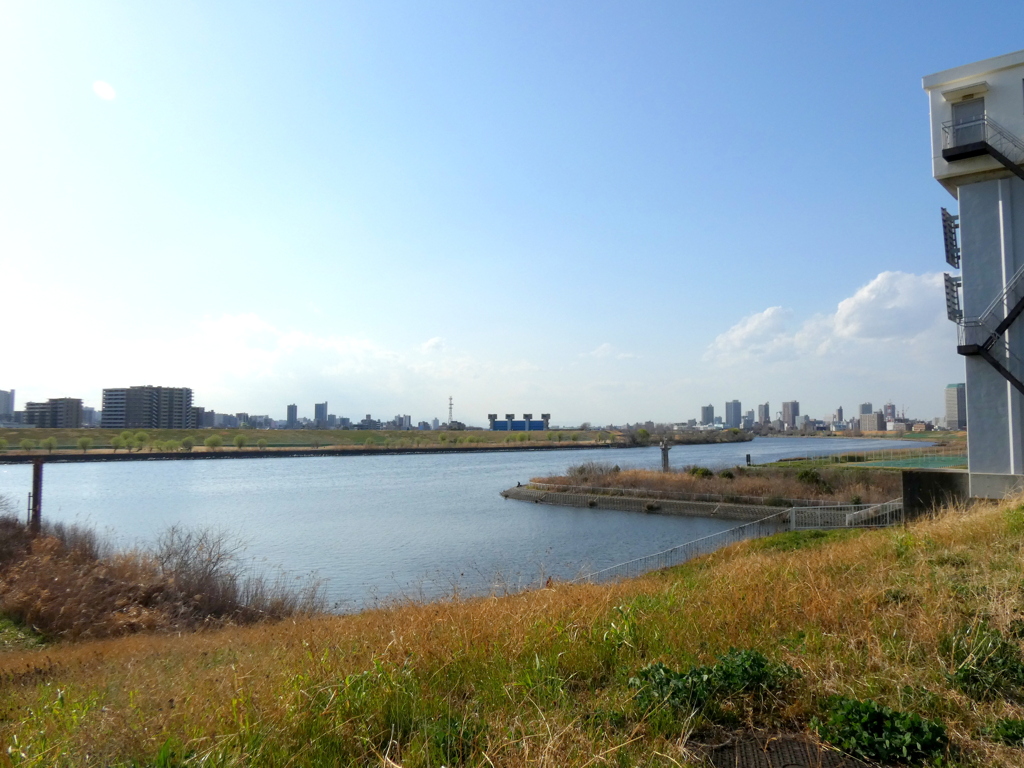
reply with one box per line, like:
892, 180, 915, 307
942, 114, 1024, 180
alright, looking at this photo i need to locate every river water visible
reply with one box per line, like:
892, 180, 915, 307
0, 436, 918, 609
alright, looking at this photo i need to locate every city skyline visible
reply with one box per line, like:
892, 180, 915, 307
4, 3, 1015, 421
0, 383, 955, 430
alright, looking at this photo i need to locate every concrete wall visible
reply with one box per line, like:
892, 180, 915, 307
902, 469, 969, 515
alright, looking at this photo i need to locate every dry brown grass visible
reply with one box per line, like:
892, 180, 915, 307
2, 499, 1024, 766
0, 517, 324, 642
534, 465, 902, 504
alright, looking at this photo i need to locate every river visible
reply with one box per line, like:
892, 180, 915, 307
0, 436, 919, 609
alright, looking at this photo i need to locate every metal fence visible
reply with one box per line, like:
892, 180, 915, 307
790, 498, 903, 529
529, 482, 826, 509
825, 445, 966, 468
576, 498, 903, 585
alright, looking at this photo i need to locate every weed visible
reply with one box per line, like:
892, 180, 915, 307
881, 587, 914, 606
984, 717, 1024, 747
422, 713, 486, 766
687, 466, 714, 478
752, 528, 862, 552
941, 622, 1024, 701
629, 649, 798, 718
1006, 505, 1024, 535
893, 532, 916, 561
566, 462, 619, 482
718, 469, 734, 479
796, 468, 834, 493
812, 696, 947, 765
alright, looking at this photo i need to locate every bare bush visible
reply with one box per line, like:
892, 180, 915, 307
565, 461, 620, 481
0, 518, 324, 640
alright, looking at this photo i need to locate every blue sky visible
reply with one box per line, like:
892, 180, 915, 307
3, 1, 1022, 426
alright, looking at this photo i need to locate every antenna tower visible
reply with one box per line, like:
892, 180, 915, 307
448, 396, 453, 425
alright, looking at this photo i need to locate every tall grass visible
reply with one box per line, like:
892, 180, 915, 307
5, 498, 1024, 766
0, 514, 324, 641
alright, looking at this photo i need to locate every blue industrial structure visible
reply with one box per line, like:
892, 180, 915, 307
488, 413, 550, 431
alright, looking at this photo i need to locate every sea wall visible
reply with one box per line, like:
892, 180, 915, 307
501, 486, 784, 521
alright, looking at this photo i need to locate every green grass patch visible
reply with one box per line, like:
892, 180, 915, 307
0, 614, 44, 651
751, 527, 865, 552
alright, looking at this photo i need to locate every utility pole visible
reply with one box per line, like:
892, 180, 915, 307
30, 459, 42, 534
448, 396, 453, 426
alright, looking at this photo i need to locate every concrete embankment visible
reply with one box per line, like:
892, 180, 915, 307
500, 486, 784, 522
0, 442, 617, 465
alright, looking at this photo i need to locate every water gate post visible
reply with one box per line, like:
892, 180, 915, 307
30, 459, 43, 534
660, 440, 671, 472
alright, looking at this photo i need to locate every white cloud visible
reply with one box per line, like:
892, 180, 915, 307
582, 342, 638, 360
92, 81, 116, 100
705, 271, 948, 366
834, 271, 945, 341
420, 337, 445, 353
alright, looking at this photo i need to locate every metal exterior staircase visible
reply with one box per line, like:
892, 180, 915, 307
943, 116, 1024, 395
942, 114, 1024, 182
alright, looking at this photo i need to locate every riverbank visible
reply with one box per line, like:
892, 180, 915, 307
2, 498, 1023, 766
0, 440, 621, 465
501, 484, 788, 521
529, 463, 903, 506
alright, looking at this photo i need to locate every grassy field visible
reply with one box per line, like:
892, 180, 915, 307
4, 499, 1024, 765
0, 427, 611, 454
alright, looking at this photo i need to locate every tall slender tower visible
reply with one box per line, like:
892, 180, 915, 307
925, 49, 1024, 497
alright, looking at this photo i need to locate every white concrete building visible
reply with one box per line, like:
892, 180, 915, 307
925, 49, 1024, 497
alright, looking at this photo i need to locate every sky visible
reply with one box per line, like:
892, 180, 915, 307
2, 1, 1023, 427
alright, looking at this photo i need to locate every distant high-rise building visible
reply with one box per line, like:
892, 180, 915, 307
782, 401, 800, 429
724, 400, 742, 428
742, 410, 755, 430
859, 402, 873, 416
861, 412, 885, 431
0, 389, 14, 418
432, 418, 440, 430
101, 386, 193, 429
835, 406, 844, 423
314, 402, 328, 427
757, 402, 770, 425
883, 402, 897, 421
700, 404, 715, 426
25, 398, 82, 428
945, 383, 966, 430
286, 404, 297, 428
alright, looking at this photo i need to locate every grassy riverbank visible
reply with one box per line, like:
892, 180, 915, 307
0, 428, 612, 457
533, 463, 904, 505
4, 499, 1024, 765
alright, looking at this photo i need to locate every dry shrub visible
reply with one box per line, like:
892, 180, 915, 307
0, 516, 324, 641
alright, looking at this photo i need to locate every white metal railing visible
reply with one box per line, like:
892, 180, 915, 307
942, 114, 1024, 166
575, 498, 903, 584
790, 498, 903, 529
